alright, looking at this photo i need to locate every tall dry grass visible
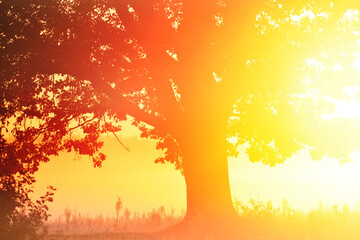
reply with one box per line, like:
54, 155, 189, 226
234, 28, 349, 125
46, 205, 182, 238
44, 199, 360, 239
234, 198, 360, 240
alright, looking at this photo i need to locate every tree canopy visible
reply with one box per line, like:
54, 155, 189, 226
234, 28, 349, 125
229, 0, 360, 164
2, 0, 360, 170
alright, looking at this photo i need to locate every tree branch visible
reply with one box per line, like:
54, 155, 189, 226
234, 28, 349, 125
111, 0, 184, 131
111, 131, 130, 152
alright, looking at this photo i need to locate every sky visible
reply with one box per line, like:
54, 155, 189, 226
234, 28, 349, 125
229, 145, 360, 212
33, 122, 186, 219
33, 120, 360, 220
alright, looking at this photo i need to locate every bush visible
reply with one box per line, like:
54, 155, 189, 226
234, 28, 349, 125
0, 173, 55, 240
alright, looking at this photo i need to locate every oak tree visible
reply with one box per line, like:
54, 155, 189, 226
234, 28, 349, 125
2, 0, 360, 236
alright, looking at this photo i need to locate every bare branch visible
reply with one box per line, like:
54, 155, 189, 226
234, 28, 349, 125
111, 131, 130, 152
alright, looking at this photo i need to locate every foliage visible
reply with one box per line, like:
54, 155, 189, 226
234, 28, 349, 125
2, 0, 360, 177
228, 0, 360, 164
0, 173, 55, 240
0, 0, 182, 170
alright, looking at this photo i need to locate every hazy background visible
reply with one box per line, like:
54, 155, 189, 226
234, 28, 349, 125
32, 119, 360, 220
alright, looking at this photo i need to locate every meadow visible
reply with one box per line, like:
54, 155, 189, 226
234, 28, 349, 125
46, 205, 181, 239
43, 198, 360, 240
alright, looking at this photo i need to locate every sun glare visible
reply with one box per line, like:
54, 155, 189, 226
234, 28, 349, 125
294, 7, 360, 122
228, 3, 360, 213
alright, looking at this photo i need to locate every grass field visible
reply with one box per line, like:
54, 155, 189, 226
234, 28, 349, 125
41, 199, 360, 240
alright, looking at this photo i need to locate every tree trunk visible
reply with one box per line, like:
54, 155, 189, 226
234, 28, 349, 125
182, 130, 234, 218
171, 98, 240, 236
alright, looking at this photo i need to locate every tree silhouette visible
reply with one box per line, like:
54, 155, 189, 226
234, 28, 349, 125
2, 0, 360, 236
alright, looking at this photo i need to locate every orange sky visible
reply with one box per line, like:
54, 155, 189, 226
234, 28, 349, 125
33, 120, 360, 220
33, 122, 186, 219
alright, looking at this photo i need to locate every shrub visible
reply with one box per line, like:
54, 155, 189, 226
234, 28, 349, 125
0, 173, 55, 240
